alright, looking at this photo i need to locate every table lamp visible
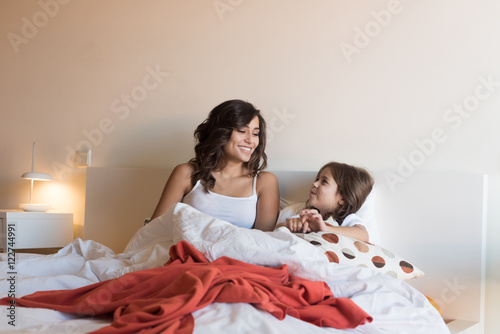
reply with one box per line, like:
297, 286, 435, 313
20, 142, 53, 212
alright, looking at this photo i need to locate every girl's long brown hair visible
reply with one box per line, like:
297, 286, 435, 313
189, 99, 268, 192
310, 162, 373, 224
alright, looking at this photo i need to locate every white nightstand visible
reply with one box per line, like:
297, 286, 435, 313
0, 210, 74, 252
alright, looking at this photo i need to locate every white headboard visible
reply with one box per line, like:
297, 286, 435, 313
84, 167, 486, 331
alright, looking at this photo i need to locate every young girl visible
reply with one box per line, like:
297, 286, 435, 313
275, 161, 379, 243
151, 99, 280, 231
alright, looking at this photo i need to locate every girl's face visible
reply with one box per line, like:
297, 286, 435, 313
223, 116, 260, 163
308, 168, 344, 216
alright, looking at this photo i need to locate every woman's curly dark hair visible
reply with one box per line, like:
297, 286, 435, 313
189, 100, 268, 192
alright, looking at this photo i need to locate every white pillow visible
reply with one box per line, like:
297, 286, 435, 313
354, 190, 380, 243
356, 189, 375, 226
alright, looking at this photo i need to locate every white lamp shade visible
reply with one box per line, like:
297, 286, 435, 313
21, 171, 53, 181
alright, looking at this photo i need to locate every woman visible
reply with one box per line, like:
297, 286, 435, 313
151, 99, 280, 231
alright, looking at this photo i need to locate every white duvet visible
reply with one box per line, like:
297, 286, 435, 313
0, 203, 450, 334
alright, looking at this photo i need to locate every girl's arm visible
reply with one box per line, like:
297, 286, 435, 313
254, 171, 280, 231
317, 224, 369, 243
150, 163, 193, 220
288, 209, 370, 243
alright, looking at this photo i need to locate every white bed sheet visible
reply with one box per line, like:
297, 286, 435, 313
0, 203, 449, 334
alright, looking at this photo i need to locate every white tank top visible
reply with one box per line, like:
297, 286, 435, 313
182, 175, 258, 229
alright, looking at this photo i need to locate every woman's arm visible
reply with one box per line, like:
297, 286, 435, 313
150, 163, 194, 220
254, 171, 280, 231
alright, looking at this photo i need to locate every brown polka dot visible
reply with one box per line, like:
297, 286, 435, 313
325, 251, 339, 263
400, 261, 414, 273
371, 256, 385, 268
354, 241, 369, 253
322, 233, 339, 244
342, 248, 355, 260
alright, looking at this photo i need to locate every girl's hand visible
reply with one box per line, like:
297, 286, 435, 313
300, 209, 327, 232
285, 217, 310, 233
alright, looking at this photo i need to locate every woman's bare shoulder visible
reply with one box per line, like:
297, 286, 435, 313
173, 162, 194, 174
168, 163, 195, 184
256, 171, 278, 188
258, 170, 277, 179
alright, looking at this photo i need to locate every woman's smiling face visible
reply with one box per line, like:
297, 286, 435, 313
223, 116, 260, 163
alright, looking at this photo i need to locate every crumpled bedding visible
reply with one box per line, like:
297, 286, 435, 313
0, 203, 450, 334
1, 241, 373, 333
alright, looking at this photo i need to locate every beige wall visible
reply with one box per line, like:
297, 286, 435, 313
1, 0, 499, 332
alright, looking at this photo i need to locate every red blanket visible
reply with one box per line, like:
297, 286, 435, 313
1, 241, 372, 333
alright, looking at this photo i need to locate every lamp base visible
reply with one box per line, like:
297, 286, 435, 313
20, 203, 52, 212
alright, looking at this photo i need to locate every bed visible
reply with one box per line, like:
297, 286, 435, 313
0, 167, 486, 333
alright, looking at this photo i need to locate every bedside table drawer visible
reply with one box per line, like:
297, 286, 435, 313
0, 211, 73, 251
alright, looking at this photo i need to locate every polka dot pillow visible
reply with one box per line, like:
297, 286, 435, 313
296, 232, 424, 280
